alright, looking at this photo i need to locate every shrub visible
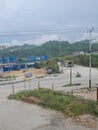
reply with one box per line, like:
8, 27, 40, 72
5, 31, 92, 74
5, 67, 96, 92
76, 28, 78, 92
8, 88, 98, 117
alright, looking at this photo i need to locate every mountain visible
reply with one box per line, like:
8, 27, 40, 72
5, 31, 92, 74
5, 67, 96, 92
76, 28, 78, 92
0, 40, 98, 58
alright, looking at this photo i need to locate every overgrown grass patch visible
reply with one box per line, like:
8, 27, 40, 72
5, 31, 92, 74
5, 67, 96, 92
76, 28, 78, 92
8, 88, 98, 117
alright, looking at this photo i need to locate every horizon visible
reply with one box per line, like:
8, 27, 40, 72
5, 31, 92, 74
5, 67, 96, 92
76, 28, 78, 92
0, 27, 98, 46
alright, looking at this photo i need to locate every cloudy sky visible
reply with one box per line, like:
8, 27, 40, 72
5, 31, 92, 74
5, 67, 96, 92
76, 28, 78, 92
0, 0, 98, 45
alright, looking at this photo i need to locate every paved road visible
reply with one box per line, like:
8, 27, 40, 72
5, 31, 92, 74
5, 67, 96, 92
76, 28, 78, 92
1, 65, 98, 97
0, 99, 97, 130
0, 65, 98, 130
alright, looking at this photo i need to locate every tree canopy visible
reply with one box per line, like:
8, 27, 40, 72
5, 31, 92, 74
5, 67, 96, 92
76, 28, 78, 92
0, 40, 98, 58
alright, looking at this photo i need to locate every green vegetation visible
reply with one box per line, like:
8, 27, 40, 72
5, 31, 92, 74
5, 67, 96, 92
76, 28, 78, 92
64, 54, 98, 68
4, 75, 16, 79
34, 59, 60, 73
8, 88, 98, 117
4, 76, 12, 78
0, 39, 93, 58
1, 39, 98, 68
73, 55, 89, 66
1, 39, 98, 69
63, 83, 81, 87
46, 59, 60, 73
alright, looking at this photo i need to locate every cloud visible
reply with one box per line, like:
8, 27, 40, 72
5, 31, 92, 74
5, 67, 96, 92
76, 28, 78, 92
34, 34, 59, 45
0, 0, 98, 32
1, 31, 98, 47
0, 0, 45, 20
0, 34, 60, 46
0, 0, 25, 19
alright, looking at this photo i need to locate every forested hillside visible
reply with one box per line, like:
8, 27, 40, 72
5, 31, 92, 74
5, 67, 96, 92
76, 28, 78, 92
0, 40, 98, 58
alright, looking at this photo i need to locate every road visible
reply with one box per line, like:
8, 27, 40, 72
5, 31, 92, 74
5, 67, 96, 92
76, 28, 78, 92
0, 65, 98, 130
1, 65, 98, 97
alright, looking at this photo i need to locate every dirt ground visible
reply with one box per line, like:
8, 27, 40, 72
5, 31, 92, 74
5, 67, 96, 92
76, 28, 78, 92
73, 87, 98, 101
2, 68, 46, 77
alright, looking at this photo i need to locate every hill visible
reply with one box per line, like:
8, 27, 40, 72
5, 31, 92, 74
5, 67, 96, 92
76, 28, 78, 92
0, 40, 98, 58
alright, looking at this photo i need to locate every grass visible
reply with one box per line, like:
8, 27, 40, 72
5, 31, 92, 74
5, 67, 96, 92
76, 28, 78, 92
4, 75, 16, 79
53, 74, 58, 77
4, 76, 12, 78
80, 87, 94, 91
8, 88, 98, 117
63, 83, 81, 87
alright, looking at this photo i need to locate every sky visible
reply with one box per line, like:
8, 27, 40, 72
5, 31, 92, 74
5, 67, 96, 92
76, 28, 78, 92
0, 0, 98, 45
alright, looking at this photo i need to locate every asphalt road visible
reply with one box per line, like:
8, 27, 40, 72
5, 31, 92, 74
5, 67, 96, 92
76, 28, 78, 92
0, 65, 98, 130
1, 65, 98, 97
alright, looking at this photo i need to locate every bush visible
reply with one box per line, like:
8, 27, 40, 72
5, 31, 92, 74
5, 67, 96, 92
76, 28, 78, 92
8, 88, 98, 117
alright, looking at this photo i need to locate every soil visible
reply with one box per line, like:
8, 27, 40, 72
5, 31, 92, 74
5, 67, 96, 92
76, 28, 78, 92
2, 68, 46, 77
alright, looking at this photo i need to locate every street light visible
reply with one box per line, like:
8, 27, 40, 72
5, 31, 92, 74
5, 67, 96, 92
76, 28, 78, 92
87, 27, 94, 88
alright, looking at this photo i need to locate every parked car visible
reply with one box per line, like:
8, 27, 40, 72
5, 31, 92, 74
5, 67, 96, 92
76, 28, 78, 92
46, 67, 53, 74
25, 72, 33, 78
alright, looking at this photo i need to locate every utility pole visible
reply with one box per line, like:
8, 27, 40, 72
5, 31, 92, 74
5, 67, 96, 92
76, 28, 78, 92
69, 61, 72, 85
58, 37, 63, 73
59, 38, 62, 62
87, 27, 94, 88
